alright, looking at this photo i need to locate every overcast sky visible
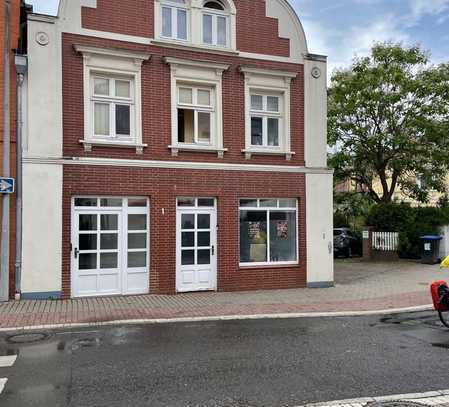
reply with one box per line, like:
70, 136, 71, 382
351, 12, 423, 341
27, 0, 449, 76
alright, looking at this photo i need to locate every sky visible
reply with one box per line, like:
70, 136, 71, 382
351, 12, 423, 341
27, 0, 449, 77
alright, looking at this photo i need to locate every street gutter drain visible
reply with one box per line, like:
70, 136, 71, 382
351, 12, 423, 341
7, 332, 50, 344
367, 402, 428, 407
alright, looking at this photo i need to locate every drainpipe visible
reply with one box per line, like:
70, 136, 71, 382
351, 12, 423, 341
14, 54, 27, 298
0, 0, 12, 302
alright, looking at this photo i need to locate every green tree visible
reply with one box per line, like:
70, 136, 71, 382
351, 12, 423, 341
328, 43, 449, 204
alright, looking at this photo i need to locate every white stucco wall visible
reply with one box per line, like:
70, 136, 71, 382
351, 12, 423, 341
304, 57, 328, 169
26, 15, 62, 158
440, 226, 449, 260
266, 0, 308, 63
306, 173, 334, 286
21, 14, 64, 296
21, 163, 63, 295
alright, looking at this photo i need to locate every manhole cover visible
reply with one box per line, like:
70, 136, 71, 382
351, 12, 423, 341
6, 332, 50, 344
367, 402, 427, 407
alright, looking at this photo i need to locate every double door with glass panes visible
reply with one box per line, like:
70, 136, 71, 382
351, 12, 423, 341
71, 198, 149, 298
176, 198, 217, 292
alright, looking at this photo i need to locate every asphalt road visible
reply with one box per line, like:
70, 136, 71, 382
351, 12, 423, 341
1, 311, 449, 407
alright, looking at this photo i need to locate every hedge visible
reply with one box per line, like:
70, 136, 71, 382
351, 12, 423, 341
366, 203, 449, 258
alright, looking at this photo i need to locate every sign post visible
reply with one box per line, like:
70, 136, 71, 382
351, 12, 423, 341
0, 178, 14, 194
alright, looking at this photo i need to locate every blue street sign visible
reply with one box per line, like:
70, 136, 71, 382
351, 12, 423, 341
0, 178, 14, 194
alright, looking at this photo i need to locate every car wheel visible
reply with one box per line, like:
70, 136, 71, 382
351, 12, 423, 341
346, 247, 352, 258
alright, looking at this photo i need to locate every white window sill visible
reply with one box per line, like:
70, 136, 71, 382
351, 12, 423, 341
242, 149, 296, 161
80, 140, 148, 155
169, 144, 228, 158
239, 262, 299, 269
152, 39, 239, 56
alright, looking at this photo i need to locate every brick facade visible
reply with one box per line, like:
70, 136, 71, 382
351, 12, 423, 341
62, 33, 305, 166
58, 0, 307, 297
62, 166, 306, 297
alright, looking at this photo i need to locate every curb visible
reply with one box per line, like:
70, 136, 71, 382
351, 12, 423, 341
298, 389, 449, 406
0, 304, 433, 333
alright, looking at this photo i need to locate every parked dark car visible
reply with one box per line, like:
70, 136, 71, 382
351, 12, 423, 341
334, 228, 362, 258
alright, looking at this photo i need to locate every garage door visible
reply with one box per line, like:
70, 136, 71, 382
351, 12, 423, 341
71, 197, 149, 298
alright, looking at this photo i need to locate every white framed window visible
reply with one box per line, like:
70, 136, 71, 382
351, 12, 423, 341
165, 57, 229, 157
91, 75, 135, 142
239, 199, 298, 266
202, 1, 229, 47
177, 85, 215, 145
160, 0, 189, 41
75, 45, 150, 153
250, 93, 283, 148
240, 66, 298, 160
154, 0, 237, 51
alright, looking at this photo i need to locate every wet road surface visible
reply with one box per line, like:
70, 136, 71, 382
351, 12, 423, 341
1, 311, 449, 407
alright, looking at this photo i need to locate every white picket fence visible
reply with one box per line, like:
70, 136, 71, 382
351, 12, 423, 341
372, 231, 399, 251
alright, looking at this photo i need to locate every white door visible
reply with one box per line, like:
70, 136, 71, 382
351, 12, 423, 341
71, 197, 150, 298
73, 210, 122, 297
176, 207, 217, 292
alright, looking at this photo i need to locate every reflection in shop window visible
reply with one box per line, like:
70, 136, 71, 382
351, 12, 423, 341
239, 199, 297, 265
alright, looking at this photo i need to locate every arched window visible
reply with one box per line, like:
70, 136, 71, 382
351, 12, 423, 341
160, 0, 189, 41
204, 1, 224, 10
202, 0, 230, 47
156, 0, 236, 50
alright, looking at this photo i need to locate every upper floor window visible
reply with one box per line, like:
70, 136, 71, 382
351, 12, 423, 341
177, 85, 215, 145
202, 1, 229, 47
240, 66, 298, 160
250, 93, 283, 148
165, 57, 229, 157
91, 76, 135, 141
161, 0, 188, 41
75, 45, 150, 153
155, 0, 237, 51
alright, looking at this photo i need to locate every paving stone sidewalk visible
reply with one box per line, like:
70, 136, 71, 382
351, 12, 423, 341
0, 259, 445, 330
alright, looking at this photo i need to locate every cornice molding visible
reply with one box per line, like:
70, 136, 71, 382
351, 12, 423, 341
74, 44, 152, 62
164, 57, 230, 72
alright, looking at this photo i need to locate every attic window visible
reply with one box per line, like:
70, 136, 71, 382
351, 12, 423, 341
204, 1, 225, 10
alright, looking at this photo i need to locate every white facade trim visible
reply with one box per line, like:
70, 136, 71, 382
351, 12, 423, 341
23, 156, 333, 174
164, 56, 230, 71
306, 173, 334, 286
240, 66, 298, 79
265, 0, 308, 62
74, 44, 151, 61
304, 57, 328, 168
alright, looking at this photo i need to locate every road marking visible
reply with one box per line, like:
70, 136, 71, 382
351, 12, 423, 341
299, 389, 449, 407
0, 378, 7, 394
0, 355, 17, 368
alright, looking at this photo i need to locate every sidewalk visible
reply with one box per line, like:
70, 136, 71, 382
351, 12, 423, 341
0, 259, 444, 330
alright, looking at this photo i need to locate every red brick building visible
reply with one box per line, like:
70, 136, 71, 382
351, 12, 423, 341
18, 0, 333, 299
